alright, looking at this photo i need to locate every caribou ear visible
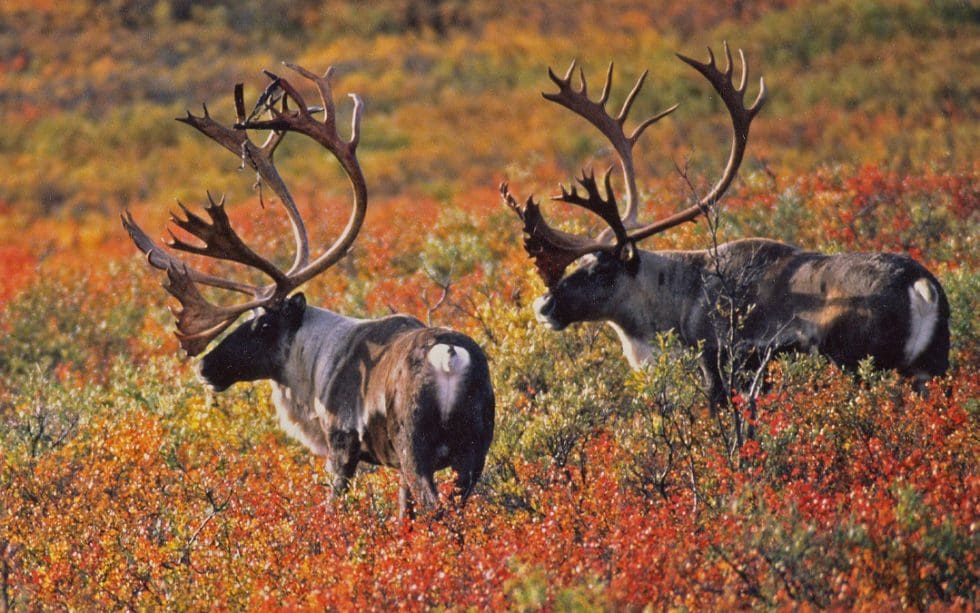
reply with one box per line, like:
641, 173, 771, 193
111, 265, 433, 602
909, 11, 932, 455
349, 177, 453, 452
620, 243, 640, 276
619, 242, 637, 263
284, 292, 307, 327
289, 292, 307, 310
626, 257, 640, 277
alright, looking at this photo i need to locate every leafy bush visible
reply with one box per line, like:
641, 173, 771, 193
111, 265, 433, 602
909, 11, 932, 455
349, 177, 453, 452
0, 1, 976, 609
0, 262, 146, 380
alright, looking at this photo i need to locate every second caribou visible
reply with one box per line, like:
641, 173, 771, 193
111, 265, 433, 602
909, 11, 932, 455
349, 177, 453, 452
504, 44, 949, 405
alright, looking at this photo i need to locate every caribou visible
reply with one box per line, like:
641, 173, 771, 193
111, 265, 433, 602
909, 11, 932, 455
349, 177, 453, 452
123, 63, 494, 518
504, 44, 949, 405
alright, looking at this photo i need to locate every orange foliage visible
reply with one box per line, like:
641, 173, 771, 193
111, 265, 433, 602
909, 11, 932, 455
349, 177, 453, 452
1, 1, 977, 609
0, 246, 35, 304
4, 373, 976, 609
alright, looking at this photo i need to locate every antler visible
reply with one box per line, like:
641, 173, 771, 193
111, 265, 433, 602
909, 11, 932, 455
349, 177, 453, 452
627, 42, 766, 242
122, 63, 366, 355
505, 43, 766, 287
502, 183, 603, 287
544, 60, 679, 230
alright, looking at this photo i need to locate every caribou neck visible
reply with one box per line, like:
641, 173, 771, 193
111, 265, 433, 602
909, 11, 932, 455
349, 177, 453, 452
268, 307, 365, 453
276, 307, 362, 399
605, 249, 713, 366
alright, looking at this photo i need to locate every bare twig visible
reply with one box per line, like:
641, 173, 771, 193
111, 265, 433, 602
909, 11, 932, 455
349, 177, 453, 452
419, 254, 455, 326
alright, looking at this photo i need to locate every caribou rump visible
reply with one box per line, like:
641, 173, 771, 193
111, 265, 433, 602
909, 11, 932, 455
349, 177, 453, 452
503, 44, 949, 404
123, 63, 494, 518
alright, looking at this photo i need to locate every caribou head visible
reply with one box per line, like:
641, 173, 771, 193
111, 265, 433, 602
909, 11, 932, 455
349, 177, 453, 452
198, 293, 308, 392
531, 251, 632, 331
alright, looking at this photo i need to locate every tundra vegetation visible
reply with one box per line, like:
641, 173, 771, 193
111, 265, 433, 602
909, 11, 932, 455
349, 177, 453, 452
0, 0, 977, 609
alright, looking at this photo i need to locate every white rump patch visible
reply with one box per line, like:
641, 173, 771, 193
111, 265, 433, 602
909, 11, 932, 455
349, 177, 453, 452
904, 278, 939, 364
607, 322, 654, 370
427, 344, 471, 421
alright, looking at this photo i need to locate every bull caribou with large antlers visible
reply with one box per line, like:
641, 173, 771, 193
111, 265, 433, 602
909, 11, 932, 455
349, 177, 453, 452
123, 63, 494, 518
504, 44, 949, 404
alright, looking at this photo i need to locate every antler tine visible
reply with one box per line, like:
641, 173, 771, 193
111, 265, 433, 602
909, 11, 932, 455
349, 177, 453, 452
615, 68, 647, 126
283, 63, 338, 127
553, 167, 629, 248
346, 93, 364, 150
627, 42, 767, 244
630, 102, 681, 148
236, 63, 368, 297
242, 77, 293, 161
547, 60, 577, 91
543, 61, 678, 231
164, 193, 289, 287
598, 62, 613, 106
736, 47, 748, 91
245, 63, 362, 149
501, 182, 612, 287
121, 210, 258, 296
163, 263, 269, 356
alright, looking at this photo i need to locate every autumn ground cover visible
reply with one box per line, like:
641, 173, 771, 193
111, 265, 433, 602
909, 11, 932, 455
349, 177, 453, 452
1, 1, 978, 609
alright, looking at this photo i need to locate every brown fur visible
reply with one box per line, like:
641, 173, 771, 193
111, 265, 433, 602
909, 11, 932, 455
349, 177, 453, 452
278, 313, 495, 519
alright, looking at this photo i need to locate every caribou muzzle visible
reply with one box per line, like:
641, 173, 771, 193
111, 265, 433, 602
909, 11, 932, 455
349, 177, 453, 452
533, 293, 567, 331
197, 359, 232, 393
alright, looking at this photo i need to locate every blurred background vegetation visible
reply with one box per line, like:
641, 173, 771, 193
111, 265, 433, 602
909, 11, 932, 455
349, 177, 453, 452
0, 0, 976, 217
0, 1, 977, 609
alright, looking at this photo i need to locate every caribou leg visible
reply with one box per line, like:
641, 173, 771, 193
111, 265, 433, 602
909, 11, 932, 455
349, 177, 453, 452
450, 450, 487, 508
326, 428, 361, 497
408, 467, 439, 515
699, 347, 728, 413
398, 477, 416, 520
393, 436, 439, 518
